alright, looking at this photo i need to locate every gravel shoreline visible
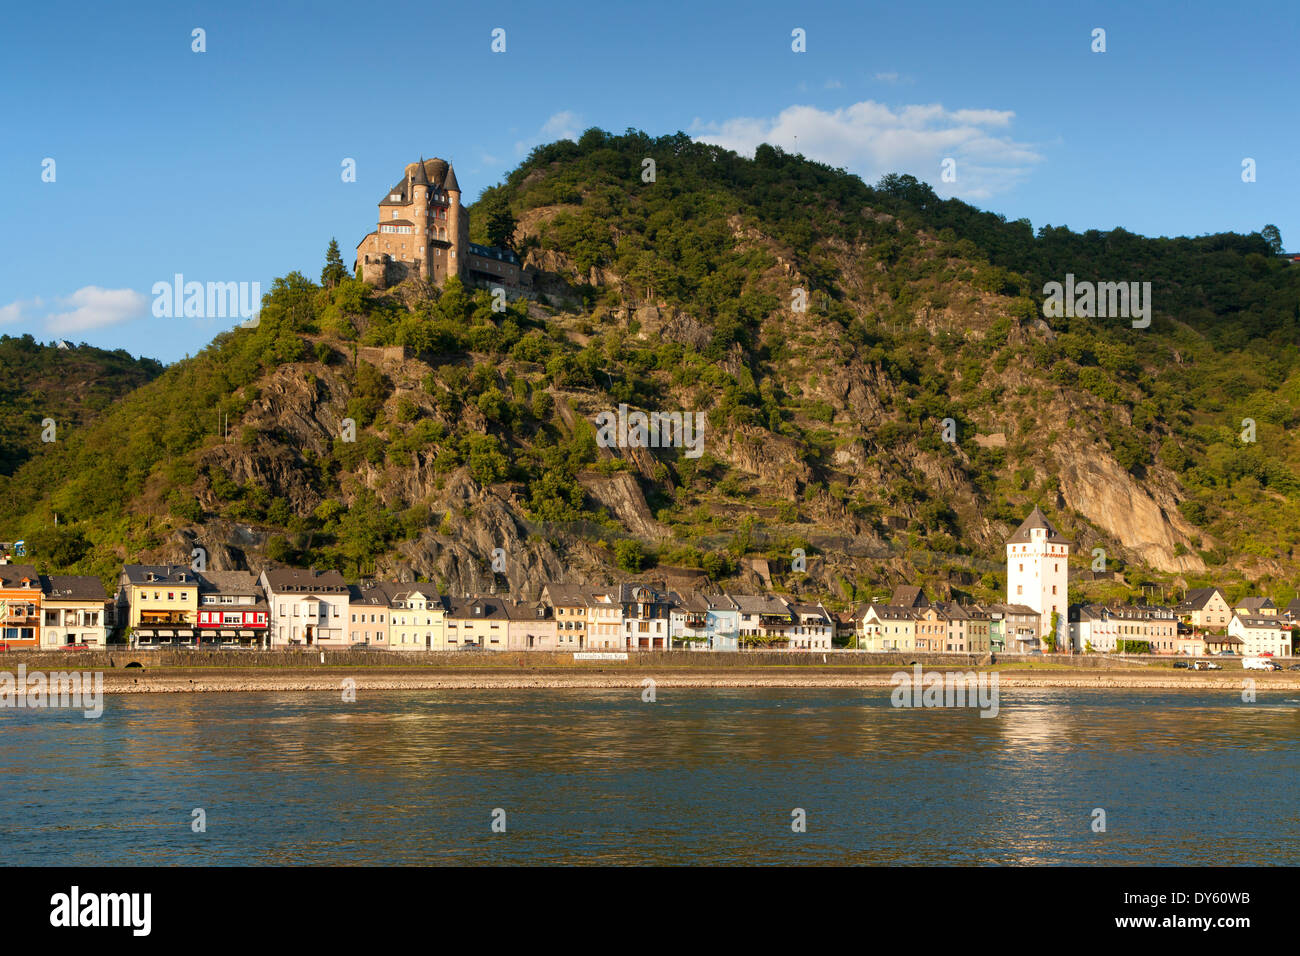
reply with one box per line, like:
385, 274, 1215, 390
94, 669, 1300, 694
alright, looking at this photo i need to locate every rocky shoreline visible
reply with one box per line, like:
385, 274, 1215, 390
93, 668, 1300, 694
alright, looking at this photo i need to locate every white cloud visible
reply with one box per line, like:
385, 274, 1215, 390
0, 299, 35, 325
541, 110, 580, 140
692, 100, 1043, 200
824, 79, 843, 90
39, 287, 147, 334
515, 110, 582, 156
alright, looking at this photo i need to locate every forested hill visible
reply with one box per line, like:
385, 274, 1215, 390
2, 129, 1298, 607
0, 335, 163, 477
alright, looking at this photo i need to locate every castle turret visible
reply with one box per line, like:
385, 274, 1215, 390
445, 162, 463, 279
410, 158, 430, 279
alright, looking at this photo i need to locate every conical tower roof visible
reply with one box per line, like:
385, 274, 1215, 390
1006, 506, 1068, 545
443, 162, 460, 192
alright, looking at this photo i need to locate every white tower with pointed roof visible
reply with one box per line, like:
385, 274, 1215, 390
1006, 506, 1070, 642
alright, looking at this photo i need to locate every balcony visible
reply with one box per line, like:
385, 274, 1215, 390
140, 612, 191, 625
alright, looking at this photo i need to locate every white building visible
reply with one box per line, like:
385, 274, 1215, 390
1228, 613, 1291, 658
260, 567, 350, 647
1006, 507, 1070, 642
620, 584, 673, 651
40, 575, 109, 648
787, 602, 833, 650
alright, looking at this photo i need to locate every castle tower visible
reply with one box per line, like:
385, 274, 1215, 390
408, 158, 431, 281
444, 162, 463, 279
1005, 506, 1070, 643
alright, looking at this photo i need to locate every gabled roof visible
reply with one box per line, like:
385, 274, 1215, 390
541, 582, 587, 606
444, 596, 509, 621
120, 565, 196, 586
40, 575, 107, 602
673, 591, 711, 613
1006, 506, 1069, 545
387, 583, 440, 604
0, 564, 40, 587
1233, 613, 1285, 629
619, 583, 669, 605
890, 585, 928, 608
349, 582, 401, 606
1235, 597, 1275, 612
934, 601, 971, 620
789, 602, 831, 621
728, 593, 791, 616
503, 599, 552, 621
261, 568, 348, 593
198, 571, 263, 597
1175, 587, 1224, 611
862, 603, 916, 622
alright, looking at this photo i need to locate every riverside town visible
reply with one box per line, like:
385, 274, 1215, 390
2, 510, 1294, 662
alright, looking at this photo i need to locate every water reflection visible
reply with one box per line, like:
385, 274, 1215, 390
0, 687, 1296, 864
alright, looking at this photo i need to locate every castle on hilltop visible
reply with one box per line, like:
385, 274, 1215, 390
354, 157, 524, 291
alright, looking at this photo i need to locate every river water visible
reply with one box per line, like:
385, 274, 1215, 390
1, 687, 1296, 865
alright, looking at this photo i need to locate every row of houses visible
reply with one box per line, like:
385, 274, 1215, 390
4, 549, 1297, 658
0, 565, 111, 649
110, 566, 839, 652
1067, 587, 1297, 657
854, 587, 1043, 653
854, 590, 1296, 658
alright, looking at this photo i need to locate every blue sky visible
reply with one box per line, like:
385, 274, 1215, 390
2, 0, 1296, 363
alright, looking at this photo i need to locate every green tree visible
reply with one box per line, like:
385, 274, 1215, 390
614, 539, 645, 573
321, 238, 348, 288
1261, 224, 1284, 255
485, 203, 518, 250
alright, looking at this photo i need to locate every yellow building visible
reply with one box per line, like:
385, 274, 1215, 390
543, 583, 590, 650
444, 597, 510, 650
116, 565, 200, 645
1175, 588, 1232, 631
388, 585, 446, 651
859, 604, 916, 652
348, 583, 395, 648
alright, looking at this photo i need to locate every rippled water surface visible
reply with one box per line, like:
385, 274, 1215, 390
1, 688, 1297, 864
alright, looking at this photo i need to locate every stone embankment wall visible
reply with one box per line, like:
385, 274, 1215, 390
0, 649, 1219, 670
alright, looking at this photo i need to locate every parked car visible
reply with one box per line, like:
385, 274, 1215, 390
1191, 660, 1221, 670
1173, 660, 1190, 669
1243, 657, 1279, 671
350, 642, 371, 649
